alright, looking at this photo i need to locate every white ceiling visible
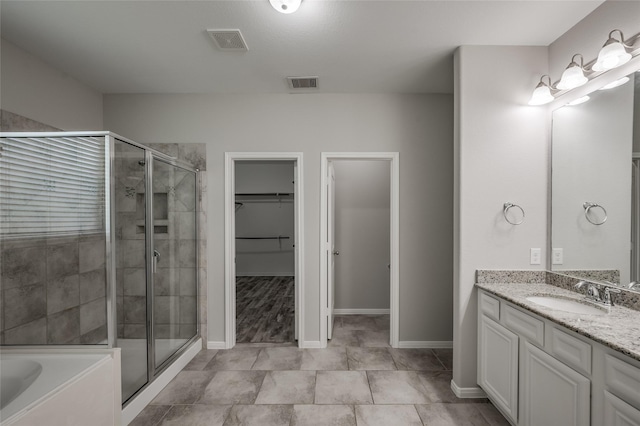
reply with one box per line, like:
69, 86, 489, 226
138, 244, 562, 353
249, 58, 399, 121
0, 0, 604, 94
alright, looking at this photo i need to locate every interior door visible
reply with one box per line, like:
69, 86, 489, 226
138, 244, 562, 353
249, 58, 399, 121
327, 162, 336, 339
293, 161, 299, 340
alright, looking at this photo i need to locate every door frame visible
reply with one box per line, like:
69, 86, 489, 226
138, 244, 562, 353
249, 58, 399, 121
319, 152, 400, 348
224, 152, 304, 348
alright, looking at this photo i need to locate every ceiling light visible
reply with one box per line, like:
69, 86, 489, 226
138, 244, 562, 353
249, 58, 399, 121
528, 75, 554, 105
568, 96, 590, 106
598, 76, 630, 90
269, 0, 302, 14
556, 54, 588, 90
592, 30, 632, 72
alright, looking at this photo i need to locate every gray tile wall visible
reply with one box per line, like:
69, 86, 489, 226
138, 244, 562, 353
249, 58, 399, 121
1, 234, 108, 345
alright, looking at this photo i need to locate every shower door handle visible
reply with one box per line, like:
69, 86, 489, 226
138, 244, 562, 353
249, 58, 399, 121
153, 249, 160, 273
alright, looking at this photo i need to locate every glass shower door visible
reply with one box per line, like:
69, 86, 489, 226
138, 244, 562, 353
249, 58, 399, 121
113, 139, 149, 403
151, 157, 197, 370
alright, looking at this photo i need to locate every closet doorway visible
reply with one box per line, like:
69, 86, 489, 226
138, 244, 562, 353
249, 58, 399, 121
224, 153, 304, 348
320, 153, 400, 348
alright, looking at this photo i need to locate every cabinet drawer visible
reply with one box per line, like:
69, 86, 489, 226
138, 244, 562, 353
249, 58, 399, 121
605, 354, 640, 410
479, 292, 500, 321
502, 305, 544, 346
549, 327, 592, 375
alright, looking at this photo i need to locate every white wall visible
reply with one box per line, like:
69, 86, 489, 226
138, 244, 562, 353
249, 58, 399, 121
552, 82, 634, 283
454, 46, 549, 390
0, 39, 103, 130
333, 160, 390, 311
235, 161, 295, 276
104, 93, 454, 345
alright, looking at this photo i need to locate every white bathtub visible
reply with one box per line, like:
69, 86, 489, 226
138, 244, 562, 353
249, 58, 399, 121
0, 350, 121, 425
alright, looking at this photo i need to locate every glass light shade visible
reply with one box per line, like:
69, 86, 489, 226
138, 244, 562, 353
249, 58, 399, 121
556, 64, 588, 90
599, 76, 630, 90
592, 41, 631, 71
528, 83, 554, 105
269, 0, 302, 14
568, 96, 590, 106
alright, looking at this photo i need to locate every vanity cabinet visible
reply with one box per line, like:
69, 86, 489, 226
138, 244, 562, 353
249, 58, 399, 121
477, 288, 640, 425
478, 315, 519, 423
478, 291, 591, 425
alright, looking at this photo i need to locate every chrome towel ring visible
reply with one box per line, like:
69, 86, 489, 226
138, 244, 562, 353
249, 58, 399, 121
583, 202, 607, 225
503, 202, 525, 225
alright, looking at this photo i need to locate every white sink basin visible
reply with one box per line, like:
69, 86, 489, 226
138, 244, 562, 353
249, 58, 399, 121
526, 295, 607, 315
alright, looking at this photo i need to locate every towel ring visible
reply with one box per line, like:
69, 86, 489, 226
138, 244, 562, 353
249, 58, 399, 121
583, 202, 607, 225
503, 202, 525, 225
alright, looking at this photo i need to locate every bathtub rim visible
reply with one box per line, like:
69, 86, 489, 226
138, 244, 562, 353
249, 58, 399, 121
0, 348, 121, 425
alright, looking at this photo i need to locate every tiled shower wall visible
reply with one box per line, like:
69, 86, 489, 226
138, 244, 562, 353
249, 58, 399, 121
0, 235, 108, 344
0, 110, 208, 348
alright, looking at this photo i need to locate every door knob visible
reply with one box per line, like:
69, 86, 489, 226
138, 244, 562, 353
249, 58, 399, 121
333, 250, 339, 256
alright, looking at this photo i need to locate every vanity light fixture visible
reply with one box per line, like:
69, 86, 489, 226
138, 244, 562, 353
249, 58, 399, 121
528, 29, 639, 106
567, 95, 590, 106
528, 75, 555, 105
598, 76, 630, 90
556, 54, 588, 90
269, 0, 302, 14
592, 30, 632, 72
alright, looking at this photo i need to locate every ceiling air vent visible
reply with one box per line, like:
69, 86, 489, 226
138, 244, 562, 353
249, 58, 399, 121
287, 76, 319, 90
207, 29, 248, 51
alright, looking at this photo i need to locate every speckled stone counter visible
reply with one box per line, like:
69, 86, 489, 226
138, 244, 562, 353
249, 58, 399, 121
476, 281, 640, 362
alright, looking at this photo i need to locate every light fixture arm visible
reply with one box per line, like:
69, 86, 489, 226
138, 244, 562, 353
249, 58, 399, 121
539, 74, 552, 87
605, 29, 633, 49
570, 53, 584, 69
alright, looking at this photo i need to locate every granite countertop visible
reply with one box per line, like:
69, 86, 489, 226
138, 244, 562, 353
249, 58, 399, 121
476, 281, 640, 362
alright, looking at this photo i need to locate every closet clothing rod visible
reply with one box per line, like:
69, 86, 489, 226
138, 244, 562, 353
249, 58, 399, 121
235, 193, 292, 196
236, 236, 290, 240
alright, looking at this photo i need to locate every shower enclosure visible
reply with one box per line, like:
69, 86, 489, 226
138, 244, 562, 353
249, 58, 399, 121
0, 132, 199, 405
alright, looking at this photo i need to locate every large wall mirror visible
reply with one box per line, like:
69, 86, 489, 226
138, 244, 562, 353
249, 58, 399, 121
551, 67, 640, 290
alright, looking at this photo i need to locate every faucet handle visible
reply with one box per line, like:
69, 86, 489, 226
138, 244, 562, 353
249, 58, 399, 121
574, 280, 587, 289
603, 286, 621, 306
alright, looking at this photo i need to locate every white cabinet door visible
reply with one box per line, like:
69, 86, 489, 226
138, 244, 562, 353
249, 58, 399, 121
604, 391, 640, 426
478, 315, 519, 424
521, 341, 590, 426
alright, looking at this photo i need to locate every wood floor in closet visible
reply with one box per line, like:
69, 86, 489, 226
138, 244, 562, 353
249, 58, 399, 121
236, 276, 295, 344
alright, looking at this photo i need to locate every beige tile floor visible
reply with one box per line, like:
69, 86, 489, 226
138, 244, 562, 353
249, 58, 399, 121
131, 315, 509, 426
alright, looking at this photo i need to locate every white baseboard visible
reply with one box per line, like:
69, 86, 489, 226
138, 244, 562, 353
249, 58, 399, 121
301, 340, 323, 348
122, 338, 201, 425
333, 309, 390, 315
236, 273, 295, 277
207, 341, 228, 350
398, 341, 453, 348
450, 379, 487, 399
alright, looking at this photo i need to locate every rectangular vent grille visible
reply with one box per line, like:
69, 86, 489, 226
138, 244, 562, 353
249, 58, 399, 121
287, 77, 319, 90
207, 29, 248, 51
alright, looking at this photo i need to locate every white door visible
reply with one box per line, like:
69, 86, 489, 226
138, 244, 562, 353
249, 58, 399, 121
327, 162, 336, 339
293, 161, 299, 341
